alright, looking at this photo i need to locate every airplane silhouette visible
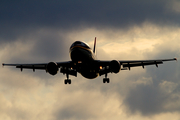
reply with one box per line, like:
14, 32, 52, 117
2, 37, 177, 84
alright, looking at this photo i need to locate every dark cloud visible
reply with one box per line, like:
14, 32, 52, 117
124, 84, 163, 115
118, 42, 180, 116
1, 0, 180, 46
123, 78, 180, 116
28, 30, 71, 62
1, 0, 180, 39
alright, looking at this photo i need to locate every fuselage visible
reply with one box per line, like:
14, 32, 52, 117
69, 41, 99, 79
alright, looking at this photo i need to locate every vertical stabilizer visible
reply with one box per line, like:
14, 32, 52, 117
93, 37, 96, 53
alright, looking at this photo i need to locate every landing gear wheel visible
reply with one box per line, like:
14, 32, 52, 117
103, 78, 106, 83
103, 78, 110, 83
68, 79, 71, 84
64, 73, 72, 84
64, 79, 67, 84
64, 79, 71, 84
107, 78, 110, 83
103, 73, 110, 83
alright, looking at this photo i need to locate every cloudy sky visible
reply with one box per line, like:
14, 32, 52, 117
0, 0, 180, 120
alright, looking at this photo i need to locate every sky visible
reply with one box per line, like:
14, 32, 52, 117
0, 0, 180, 120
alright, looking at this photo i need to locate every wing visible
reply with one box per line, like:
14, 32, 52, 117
97, 58, 177, 71
2, 61, 72, 72
119, 58, 177, 70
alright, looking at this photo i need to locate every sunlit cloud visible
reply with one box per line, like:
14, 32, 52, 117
1, 21, 180, 119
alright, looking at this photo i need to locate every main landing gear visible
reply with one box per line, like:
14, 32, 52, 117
64, 74, 71, 84
60, 67, 77, 85
103, 73, 110, 83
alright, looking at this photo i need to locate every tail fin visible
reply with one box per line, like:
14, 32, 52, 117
93, 37, 96, 53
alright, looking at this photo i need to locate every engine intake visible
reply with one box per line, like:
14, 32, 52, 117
109, 60, 121, 73
46, 62, 59, 75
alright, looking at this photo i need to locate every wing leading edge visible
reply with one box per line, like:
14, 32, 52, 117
2, 61, 72, 72
97, 58, 177, 70
3, 58, 177, 71
120, 58, 177, 70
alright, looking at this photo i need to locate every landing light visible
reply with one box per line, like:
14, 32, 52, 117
100, 66, 103, 69
78, 61, 82, 63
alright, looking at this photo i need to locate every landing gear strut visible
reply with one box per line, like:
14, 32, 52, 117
103, 73, 110, 83
64, 74, 71, 84
61, 67, 77, 84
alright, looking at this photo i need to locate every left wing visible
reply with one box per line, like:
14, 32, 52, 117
119, 58, 177, 70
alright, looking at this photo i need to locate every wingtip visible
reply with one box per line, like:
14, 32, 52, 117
174, 58, 177, 61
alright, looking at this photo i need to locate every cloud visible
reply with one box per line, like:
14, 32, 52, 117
1, 0, 180, 41
0, 1, 180, 120
1, 22, 180, 119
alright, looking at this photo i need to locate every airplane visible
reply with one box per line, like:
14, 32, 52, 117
2, 37, 177, 84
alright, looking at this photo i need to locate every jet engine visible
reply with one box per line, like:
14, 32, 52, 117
46, 62, 59, 75
109, 60, 121, 73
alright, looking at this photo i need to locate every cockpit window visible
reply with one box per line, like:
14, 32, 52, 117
70, 41, 90, 49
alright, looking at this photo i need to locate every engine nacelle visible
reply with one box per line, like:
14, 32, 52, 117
109, 60, 121, 73
46, 62, 59, 75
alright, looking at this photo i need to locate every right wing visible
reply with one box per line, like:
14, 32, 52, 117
2, 61, 73, 72
119, 58, 177, 70
95, 58, 177, 76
